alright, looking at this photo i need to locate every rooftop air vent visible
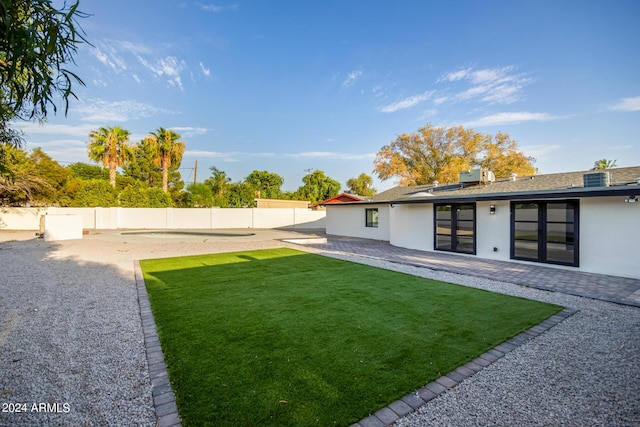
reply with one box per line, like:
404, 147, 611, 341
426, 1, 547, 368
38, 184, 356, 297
583, 172, 611, 188
509, 173, 517, 181
459, 168, 495, 184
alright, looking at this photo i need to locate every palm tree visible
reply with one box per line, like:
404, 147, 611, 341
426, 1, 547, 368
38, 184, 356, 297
145, 128, 186, 193
87, 126, 133, 188
592, 159, 617, 170
206, 167, 231, 196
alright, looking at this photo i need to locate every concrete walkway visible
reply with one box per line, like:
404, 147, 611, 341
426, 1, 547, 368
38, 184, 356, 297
291, 235, 640, 308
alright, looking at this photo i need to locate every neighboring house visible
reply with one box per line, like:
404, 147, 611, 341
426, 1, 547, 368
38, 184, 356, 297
325, 167, 640, 279
254, 198, 310, 208
309, 193, 366, 210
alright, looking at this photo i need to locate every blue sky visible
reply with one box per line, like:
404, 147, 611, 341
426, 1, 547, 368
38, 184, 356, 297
18, 0, 640, 192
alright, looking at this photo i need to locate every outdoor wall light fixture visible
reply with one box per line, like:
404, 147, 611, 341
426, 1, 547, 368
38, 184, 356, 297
489, 205, 496, 214
625, 195, 638, 203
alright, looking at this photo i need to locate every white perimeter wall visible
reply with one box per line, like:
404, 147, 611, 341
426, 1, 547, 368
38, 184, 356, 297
0, 207, 325, 230
325, 204, 390, 241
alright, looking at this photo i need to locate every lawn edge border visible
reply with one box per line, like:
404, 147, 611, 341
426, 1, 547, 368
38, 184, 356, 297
134, 260, 183, 427
351, 307, 578, 427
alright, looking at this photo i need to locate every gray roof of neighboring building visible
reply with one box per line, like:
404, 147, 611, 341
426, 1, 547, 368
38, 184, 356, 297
359, 166, 640, 204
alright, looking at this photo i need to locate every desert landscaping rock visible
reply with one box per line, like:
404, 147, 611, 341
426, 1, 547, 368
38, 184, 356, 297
0, 229, 638, 426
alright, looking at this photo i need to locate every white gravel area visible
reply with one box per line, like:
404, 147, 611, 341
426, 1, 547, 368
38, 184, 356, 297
1, 230, 638, 426
0, 230, 310, 426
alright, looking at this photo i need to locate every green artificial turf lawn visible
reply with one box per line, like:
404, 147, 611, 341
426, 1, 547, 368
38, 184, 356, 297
141, 248, 561, 426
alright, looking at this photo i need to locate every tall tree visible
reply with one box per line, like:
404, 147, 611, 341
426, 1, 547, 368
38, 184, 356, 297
67, 162, 109, 181
204, 166, 231, 200
87, 125, 133, 188
374, 123, 535, 186
245, 170, 284, 198
145, 128, 185, 193
346, 173, 376, 196
294, 169, 340, 203
186, 183, 214, 207
0, 0, 89, 147
592, 159, 617, 170
479, 132, 536, 178
0, 145, 51, 205
123, 138, 162, 186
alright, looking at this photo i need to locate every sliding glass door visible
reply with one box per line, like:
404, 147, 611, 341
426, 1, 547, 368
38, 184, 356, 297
511, 200, 578, 266
435, 203, 476, 254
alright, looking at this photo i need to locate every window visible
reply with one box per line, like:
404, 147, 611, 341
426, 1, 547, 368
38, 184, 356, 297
511, 200, 579, 266
365, 208, 378, 228
434, 203, 475, 254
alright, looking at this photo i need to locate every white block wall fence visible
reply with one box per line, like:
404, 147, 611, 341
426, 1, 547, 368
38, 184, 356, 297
0, 207, 326, 231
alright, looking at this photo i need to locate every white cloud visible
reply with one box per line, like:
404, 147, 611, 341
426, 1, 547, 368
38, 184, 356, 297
464, 111, 556, 127
92, 45, 128, 73
137, 55, 186, 90
521, 144, 562, 159
285, 151, 374, 160
201, 3, 239, 12
199, 62, 211, 77
16, 122, 97, 138
438, 68, 471, 83
380, 91, 434, 113
183, 150, 276, 159
75, 99, 177, 122
609, 96, 640, 112
170, 126, 208, 137
438, 66, 532, 105
342, 69, 363, 87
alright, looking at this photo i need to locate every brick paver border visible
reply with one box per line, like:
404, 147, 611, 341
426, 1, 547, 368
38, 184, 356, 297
351, 307, 578, 427
134, 261, 182, 427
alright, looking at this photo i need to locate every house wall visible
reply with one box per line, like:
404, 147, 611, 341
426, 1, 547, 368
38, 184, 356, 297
0, 207, 326, 230
389, 204, 433, 250
580, 197, 638, 278
325, 204, 390, 241
475, 201, 511, 261
328, 196, 639, 279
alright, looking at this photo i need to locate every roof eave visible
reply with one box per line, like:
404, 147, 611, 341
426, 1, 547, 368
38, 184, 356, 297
325, 185, 640, 206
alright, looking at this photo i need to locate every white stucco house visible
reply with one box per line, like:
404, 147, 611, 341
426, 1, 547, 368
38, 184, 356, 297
325, 166, 640, 279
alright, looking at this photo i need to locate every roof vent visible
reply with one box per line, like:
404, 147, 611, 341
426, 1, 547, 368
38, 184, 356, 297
433, 180, 439, 187
583, 172, 611, 188
509, 173, 517, 181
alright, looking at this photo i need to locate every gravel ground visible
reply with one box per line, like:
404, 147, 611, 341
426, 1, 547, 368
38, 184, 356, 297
0, 230, 309, 427
1, 230, 638, 426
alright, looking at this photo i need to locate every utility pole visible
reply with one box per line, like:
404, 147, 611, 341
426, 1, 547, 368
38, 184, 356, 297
193, 160, 198, 185
304, 168, 313, 200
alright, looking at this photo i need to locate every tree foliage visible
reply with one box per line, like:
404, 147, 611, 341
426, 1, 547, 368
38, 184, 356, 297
592, 159, 617, 170
374, 123, 536, 186
346, 173, 376, 196
144, 128, 186, 193
87, 125, 133, 188
61, 178, 117, 207
0, 0, 89, 146
245, 170, 284, 199
294, 169, 340, 203
118, 182, 172, 207
0, 144, 51, 205
185, 183, 214, 207
67, 162, 109, 181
